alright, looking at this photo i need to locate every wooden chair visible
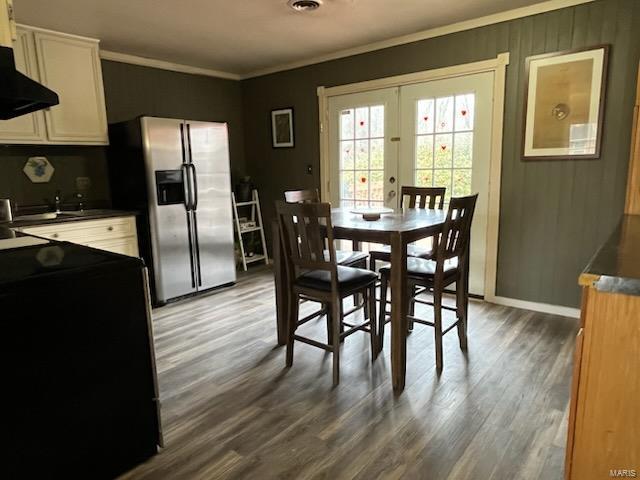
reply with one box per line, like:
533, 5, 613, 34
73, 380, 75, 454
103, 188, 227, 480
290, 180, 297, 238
369, 186, 446, 272
378, 194, 478, 371
275, 201, 378, 385
284, 189, 369, 268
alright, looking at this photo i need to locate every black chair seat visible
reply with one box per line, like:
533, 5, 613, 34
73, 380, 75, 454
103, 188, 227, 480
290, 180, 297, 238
369, 244, 433, 260
296, 266, 378, 292
379, 257, 458, 279
327, 249, 369, 266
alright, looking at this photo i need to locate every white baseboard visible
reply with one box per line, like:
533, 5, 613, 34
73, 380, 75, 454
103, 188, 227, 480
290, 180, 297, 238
486, 295, 580, 319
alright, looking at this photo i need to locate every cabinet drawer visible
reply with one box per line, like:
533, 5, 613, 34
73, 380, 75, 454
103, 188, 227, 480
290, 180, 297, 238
88, 237, 139, 257
21, 216, 137, 243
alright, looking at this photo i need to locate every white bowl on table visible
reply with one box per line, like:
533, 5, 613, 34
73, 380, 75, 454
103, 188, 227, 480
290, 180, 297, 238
350, 206, 394, 221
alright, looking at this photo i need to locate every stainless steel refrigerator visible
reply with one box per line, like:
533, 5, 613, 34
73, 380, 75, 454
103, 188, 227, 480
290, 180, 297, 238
108, 116, 236, 304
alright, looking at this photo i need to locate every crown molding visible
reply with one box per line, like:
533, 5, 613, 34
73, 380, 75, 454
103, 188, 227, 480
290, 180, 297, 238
99, 50, 242, 81
243, 0, 595, 79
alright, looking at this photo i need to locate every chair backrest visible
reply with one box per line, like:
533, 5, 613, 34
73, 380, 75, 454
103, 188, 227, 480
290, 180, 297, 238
284, 189, 320, 203
400, 186, 446, 209
435, 194, 478, 265
275, 201, 337, 282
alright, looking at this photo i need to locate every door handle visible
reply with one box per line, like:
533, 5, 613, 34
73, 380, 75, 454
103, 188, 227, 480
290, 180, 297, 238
181, 164, 191, 211
186, 124, 193, 163
189, 164, 198, 211
389, 190, 396, 198
389, 176, 396, 184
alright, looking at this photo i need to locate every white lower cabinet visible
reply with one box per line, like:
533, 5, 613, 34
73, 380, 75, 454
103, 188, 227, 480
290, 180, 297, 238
16, 216, 139, 257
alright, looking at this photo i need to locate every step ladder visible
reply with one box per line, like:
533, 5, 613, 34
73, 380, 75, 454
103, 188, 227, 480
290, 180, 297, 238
232, 189, 269, 271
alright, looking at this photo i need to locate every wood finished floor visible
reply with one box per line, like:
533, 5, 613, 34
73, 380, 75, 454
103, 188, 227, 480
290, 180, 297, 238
119, 267, 578, 480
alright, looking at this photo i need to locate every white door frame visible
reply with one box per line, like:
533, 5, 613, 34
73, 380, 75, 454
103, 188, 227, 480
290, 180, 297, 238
318, 52, 510, 300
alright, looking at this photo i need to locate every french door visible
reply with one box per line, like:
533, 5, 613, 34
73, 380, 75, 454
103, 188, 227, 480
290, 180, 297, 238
327, 72, 494, 296
328, 88, 399, 209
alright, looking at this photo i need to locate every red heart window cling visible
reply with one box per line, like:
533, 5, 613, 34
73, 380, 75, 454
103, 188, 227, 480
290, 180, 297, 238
461, 110, 467, 116
360, 176, 367, 183
440, 144, 447, 151
359, 121, 365, 126
423, 116, 429, 121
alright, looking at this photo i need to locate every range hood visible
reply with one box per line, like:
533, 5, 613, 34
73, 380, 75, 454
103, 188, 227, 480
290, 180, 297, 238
0, 45, 59, 120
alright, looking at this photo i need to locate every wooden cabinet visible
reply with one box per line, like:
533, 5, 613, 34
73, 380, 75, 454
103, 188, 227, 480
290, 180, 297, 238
566, 286, 640, 479
34, 31, 108, 144
0, 25, 108, 145
0, 29, 47, 142
0, 0, 16, 47
15, 216, 139, 257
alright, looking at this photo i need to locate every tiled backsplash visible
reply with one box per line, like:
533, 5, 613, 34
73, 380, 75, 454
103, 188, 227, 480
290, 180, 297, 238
0, 145, 111, 213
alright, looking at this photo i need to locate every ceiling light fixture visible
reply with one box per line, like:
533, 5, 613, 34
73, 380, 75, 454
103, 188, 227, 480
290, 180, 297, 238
288, 0, 323, 12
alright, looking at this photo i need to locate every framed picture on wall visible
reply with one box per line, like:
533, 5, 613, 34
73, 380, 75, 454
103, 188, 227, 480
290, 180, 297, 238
522, 45, 609, 160
271, 108, 295, 148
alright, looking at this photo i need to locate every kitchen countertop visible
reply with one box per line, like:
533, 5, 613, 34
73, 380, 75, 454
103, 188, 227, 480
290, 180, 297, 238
580, 214, 640, 296
1, 209, 139, 228
0, 223, 143, 286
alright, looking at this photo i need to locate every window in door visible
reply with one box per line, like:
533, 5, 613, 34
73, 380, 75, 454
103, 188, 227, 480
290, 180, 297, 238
414, 94, 475, 202
339, 105, 385, 208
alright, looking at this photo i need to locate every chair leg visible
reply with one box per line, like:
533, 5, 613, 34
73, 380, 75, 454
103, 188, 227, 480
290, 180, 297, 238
456, 278, 468, 350
325, 303, 333, 345
286, 293, 299, 367
331, 300, 341, 386
407, 283, 416, 332
433, 288, 444, 371
355, 259, 367, 315
378, 274, 388, 353
368, 284, 378, 360
339, 300, 345, 343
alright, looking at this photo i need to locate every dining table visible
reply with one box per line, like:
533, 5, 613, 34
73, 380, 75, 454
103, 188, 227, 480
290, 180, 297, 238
272, 207, 458, 393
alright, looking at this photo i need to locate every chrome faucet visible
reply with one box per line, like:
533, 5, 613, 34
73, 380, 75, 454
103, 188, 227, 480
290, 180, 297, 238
54, 190, 62, 213
75, 192, 84, 212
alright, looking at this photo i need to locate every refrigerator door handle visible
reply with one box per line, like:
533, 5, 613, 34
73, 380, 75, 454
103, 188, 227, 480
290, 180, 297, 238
181, 163, 191, 211
186, 123, 193, 162
185, 211, 196, 288
192, 210, 203, 287
180, 123, 192, 211
189, 163, 199, 211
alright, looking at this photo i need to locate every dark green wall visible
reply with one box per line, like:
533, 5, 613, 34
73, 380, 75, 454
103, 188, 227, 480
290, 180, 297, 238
0, 60, 246, 209
101, 60, 246, 178
241, 0, 640, 308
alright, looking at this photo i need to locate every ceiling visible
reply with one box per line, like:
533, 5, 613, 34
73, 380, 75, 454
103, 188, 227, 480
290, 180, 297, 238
15, 0, 556, 77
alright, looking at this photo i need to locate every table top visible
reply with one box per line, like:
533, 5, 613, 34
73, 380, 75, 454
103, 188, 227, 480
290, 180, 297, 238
331, 208, 447, 233
580, 214, 640, 296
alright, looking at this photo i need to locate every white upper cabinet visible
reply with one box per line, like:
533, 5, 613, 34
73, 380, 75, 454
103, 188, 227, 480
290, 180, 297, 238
35, 32, 108, 144
0, 29, 47, 142
0, 26, 109, 145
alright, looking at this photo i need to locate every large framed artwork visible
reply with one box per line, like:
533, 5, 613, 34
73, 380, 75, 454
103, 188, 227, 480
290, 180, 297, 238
271, 108, 295, 148
522, 45, 609, 160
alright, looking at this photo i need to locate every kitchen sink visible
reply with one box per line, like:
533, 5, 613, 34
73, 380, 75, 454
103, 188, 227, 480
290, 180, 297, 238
64, 209, 116, 216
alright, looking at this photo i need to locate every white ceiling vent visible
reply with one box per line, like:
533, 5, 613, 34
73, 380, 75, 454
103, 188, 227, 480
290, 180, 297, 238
288, 0, 323, 12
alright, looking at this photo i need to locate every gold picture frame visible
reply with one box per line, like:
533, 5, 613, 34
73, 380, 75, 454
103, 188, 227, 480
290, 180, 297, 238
522, 45, 609, 160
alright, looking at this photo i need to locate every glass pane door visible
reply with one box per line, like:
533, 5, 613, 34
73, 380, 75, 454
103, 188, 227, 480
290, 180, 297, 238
328, 88, 399, 210
399, 73, 494, 296
414, 94, 475, 203
338, 105, 385, 208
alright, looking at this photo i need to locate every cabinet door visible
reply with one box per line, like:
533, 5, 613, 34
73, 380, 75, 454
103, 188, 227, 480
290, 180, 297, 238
0, 29, 47, 143
34, 32, 108, 144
